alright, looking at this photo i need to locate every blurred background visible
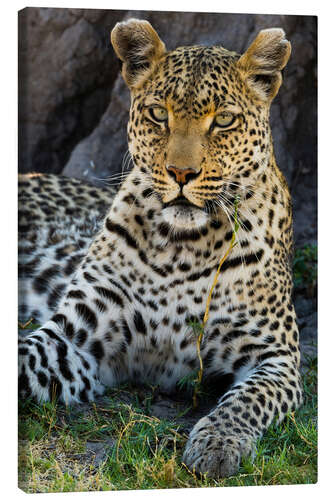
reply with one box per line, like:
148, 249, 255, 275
18, 6, 317, 371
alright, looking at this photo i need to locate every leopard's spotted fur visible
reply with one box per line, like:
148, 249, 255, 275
18, 20, 302, 478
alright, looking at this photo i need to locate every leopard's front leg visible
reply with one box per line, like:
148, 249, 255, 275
18, 321, 105, 404
18, 257, 130, 404
183, 349, 302, 478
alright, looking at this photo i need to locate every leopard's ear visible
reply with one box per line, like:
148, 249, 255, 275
237, 28, 291, 101
111, 19, 166, 89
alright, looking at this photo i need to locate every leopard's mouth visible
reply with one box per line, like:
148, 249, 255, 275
162, 196, 208, 230
163, 195, 202, 210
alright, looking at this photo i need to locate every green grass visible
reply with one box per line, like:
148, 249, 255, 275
18, 356, 317, 492
293, 244, 317, 294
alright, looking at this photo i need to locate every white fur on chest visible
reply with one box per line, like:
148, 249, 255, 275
97, 266, 249, 391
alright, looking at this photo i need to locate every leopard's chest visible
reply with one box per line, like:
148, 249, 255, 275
100, 274, 244, 391
90, 219, 269, 390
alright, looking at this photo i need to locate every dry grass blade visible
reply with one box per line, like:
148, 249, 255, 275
18, 318, 34, 329
116, 417, 159, 461
192, 195, 240, 407
289, 412, 314, 448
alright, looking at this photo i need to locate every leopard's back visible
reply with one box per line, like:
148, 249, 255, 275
18, 173, 116, 325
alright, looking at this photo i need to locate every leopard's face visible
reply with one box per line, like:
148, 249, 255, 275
127, 46, 271, 231
112, 20, 290, 233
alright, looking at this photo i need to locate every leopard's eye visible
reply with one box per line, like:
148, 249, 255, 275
214, 114, 236, 128
149, 107, 168, 123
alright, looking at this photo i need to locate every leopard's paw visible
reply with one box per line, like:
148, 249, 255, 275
182, 417, 254, 478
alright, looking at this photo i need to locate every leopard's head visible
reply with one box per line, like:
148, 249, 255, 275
111, 19, 291, 231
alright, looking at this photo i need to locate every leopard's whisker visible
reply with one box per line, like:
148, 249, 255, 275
214, 195, 265, 295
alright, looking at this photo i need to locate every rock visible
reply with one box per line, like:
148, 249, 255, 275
294, 293, 317, 348
294, 296, 314, 320
85, 438, 116, 466
150, 398, 183, 421
63, 75, 131, 184
298, 308, 317, 373
300, 342, 317, 374
18, 7, 125, 174
299, 311, 317, 343
300, 325, 317, 344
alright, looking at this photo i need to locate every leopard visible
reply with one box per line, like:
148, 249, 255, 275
18, 19, 303, 479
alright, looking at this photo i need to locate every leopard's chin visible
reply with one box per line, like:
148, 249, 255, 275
162, 204, 209, 230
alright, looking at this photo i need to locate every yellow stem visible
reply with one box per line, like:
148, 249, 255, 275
203, 232, 236, 327
192, 232, 236, 408
192, 196, 240, 408
193, 328, 204, 408
18, 317, 34, 330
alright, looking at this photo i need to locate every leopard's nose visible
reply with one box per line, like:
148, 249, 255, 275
166, 165, 201, 186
